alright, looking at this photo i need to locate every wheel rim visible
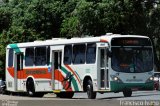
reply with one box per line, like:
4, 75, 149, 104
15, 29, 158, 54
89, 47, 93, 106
29, 91, 33, 95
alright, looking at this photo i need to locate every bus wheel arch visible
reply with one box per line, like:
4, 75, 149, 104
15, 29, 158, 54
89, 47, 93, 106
83, 76, 96, 99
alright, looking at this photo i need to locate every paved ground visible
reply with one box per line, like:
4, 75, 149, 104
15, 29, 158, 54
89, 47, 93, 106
0, 91, 159, 106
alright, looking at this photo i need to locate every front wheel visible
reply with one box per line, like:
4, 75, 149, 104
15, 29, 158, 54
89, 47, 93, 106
123, 89, 132, 97
86, 80, 96, 99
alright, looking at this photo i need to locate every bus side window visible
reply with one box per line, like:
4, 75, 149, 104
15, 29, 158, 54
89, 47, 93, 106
25, 48, 34, 66
72, 44, 86, 64
64, 45, 72, 65
86, 43, 96, 64
8, 49, 13, 67
35, 47, 47, 66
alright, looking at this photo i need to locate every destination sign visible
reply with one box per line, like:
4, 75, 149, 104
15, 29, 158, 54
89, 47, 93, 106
111, 37, 152, 46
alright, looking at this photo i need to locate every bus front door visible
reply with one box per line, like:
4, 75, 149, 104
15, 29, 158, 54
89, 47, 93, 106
51, 50, 62, 90
14, 53, 24, 91
98, 48, 109, 90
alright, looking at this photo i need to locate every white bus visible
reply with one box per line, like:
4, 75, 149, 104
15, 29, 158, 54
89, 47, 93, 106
5, 33, 154, 99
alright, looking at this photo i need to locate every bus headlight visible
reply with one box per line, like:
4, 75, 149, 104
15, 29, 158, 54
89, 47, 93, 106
146, 76, 154, 83
110, 75, 123, 83
114, 77, 118, 81
149, 77, 153, 81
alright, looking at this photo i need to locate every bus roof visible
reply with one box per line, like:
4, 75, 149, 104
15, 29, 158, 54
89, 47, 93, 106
6, 34, 150, 48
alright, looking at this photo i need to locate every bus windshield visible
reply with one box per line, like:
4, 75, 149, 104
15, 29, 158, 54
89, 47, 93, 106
111, 47, 153, 73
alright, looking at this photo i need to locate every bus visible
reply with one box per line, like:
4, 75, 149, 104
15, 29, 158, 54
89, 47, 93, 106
5, 33, 154, 99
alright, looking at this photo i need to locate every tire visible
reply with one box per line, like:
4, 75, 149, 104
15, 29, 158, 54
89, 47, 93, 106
26, 79, 35, 97
86, 80, 96, 99
56, 92, 74, 98
123, 89, 132, 97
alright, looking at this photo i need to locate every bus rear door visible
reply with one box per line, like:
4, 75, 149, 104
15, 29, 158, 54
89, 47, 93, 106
14, 52, 24, 91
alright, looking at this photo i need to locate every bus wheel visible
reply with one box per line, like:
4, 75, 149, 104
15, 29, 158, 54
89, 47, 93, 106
86, 80, 96, 99
123, 89, 132, 97
26, 79, 35, 97
56, 92, 74, 98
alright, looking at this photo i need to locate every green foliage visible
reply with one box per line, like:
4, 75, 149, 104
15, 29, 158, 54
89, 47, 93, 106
0, 0, 160, 76
61, 16, 81, 37
74, 1, 104, 36
0, 5, 12, 33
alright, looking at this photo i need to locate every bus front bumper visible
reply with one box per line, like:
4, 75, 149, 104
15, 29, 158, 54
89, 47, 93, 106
110, 81, 154, 92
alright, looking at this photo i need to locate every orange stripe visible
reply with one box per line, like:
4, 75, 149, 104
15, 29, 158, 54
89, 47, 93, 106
65, 65, 82, 88
7, 67, 73, 91
100, 39, 108, 42
54, 69, 64, 82
7, 67, 51, 79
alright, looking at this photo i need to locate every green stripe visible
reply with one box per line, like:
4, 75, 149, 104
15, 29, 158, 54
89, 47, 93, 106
61, 66, 68, 74
75, 71, 81, 80
9, 44, 21, 53
9, 44, 25, 60
61, 66, 79, 91
71, 78, 79, 91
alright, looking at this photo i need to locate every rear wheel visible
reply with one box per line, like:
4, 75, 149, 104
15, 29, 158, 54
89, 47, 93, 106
123, 89, 132, 97
26, 79, 35, 97
86, 80, 96, 99
26, 79, 44, 97
26, 79, 39, 97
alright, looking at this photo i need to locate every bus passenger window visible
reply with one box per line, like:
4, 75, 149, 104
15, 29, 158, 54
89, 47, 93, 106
72, 44, 86, 64
8, 49, 13, 67
86, 43, 96, 64
64, 45, 72, 65
35, 47, 46, 66
25, 48, 34, 66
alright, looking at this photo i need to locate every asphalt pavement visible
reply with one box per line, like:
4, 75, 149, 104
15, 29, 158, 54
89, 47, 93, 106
0, 91, 159, 106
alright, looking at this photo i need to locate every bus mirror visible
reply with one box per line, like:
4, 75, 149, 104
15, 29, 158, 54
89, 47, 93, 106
107, 49, 112, 57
